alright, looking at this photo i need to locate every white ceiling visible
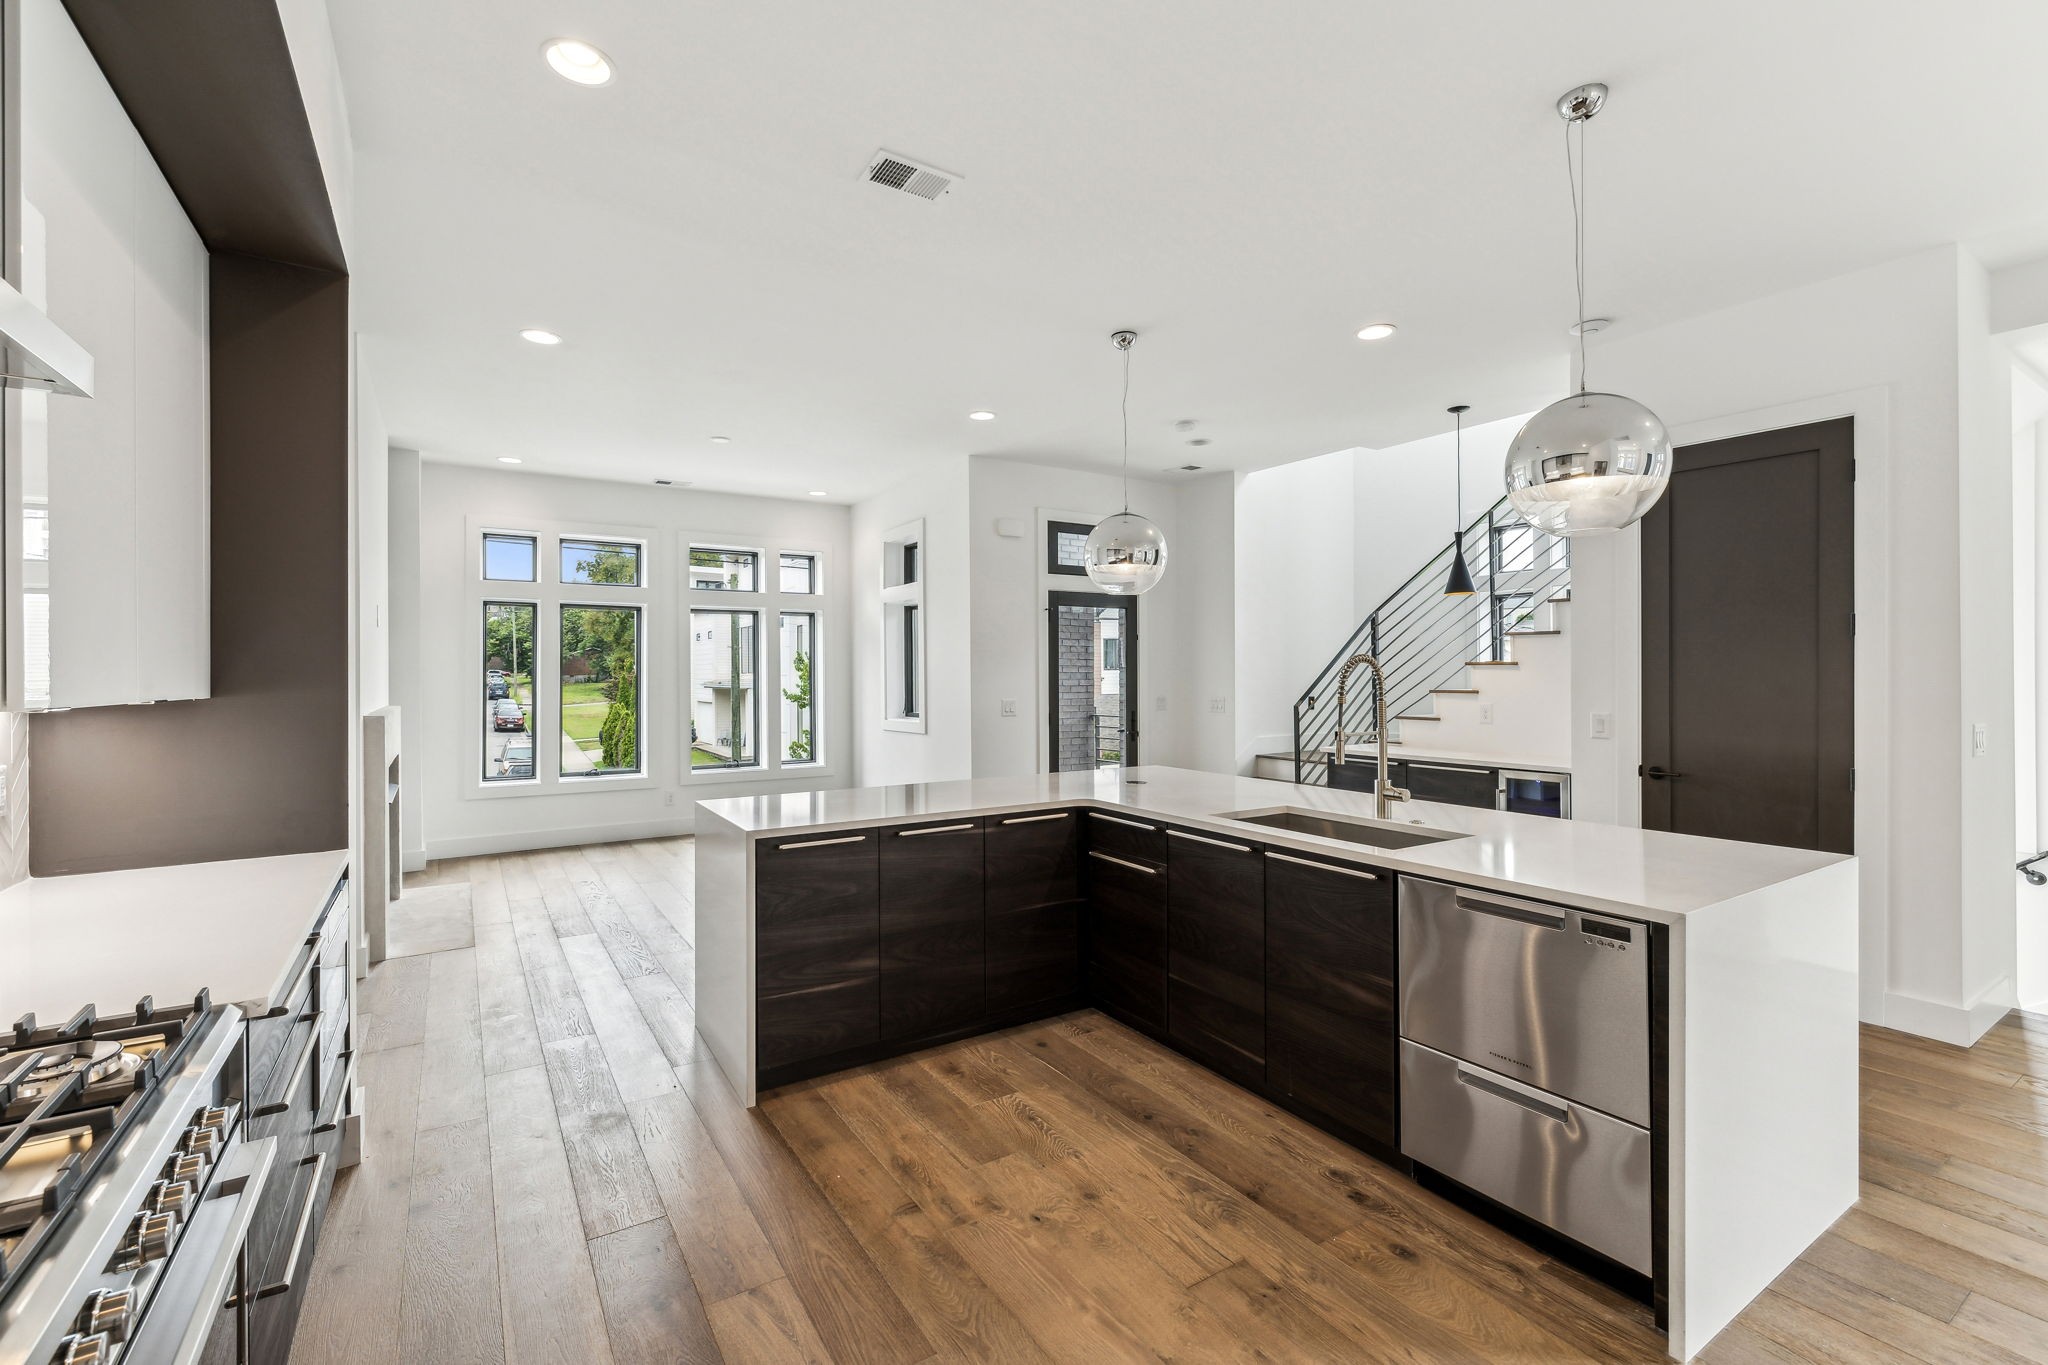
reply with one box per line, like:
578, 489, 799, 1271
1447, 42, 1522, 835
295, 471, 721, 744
333, 0, 2048, 502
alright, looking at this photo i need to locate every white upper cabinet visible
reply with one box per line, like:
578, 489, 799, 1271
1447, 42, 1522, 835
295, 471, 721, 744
13, 0, 209, 709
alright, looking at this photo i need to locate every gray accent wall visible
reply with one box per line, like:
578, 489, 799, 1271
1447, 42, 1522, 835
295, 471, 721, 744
27, 256, 349, 874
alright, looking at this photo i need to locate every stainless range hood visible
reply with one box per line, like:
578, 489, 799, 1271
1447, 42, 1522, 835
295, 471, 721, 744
0, 274, 91, 396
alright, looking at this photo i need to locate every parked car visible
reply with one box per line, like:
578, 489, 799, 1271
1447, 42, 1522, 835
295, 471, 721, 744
492, 698, 527, 732
487, 678, 510, 700
501, 734, 535, 778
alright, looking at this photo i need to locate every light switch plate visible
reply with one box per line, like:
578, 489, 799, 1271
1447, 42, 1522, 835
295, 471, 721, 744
1973, 722, 1988, 757
1590, 712, 1612, 739
1000, 698, 1017, 717
1155, 696, 1167, 713
1208, 697, 1227, 713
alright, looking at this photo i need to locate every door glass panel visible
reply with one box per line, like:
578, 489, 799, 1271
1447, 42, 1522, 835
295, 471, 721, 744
1051, 597, 1132, 771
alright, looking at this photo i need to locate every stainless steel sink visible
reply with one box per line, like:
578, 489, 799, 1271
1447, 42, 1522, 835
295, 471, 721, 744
1218, 807, 1469, 851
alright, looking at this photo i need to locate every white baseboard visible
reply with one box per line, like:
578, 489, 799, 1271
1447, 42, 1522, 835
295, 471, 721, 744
425, 815, 696, 862
401, 848, 429, 873
1882, 976, 2014, 1046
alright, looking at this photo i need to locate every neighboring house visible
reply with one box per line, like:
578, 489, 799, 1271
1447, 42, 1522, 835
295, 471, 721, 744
690, 613, 756, 756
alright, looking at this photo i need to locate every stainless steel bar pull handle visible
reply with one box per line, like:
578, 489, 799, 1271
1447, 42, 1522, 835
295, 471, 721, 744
1000, 812, 1070, 825
1453, 890, 1566, 931
1088, 851, 1158, 875
1168, 829, 1253, 854
777, 834, 868, 850
1457, 1066, 1571, 1124
1264, 851, 1379, 881
258, 932, 323, 1020
252, 1016, 322, 1117
898, 823, 977, 837
1089, 813, 1158, 831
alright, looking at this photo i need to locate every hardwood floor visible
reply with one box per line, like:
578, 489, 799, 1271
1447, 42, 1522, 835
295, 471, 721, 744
295, 840, 2048, 1364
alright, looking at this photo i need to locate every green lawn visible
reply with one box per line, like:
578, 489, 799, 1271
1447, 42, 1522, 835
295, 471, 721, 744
560, 681, 610, 754
692, 746, 733, 767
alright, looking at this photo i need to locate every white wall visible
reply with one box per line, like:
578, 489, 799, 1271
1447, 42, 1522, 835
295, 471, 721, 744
389, 448, 424, 867
1573, 243, 2015, 1040
1352, 413, 1531, 615
1236, 449, 1356, 766
2016, 371, 2048, 1009
405, 463, 853, 858
355, 363, 390, 714
965, 458, 1211, 779
1177, 472, 1239, 773
851, 461, 971, 787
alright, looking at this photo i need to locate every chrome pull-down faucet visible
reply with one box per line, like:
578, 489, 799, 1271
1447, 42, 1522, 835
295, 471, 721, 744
1331, 653, 1411, 821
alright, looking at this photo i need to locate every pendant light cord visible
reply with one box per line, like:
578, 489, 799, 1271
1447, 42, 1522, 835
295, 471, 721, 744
1453, 408, 1463, 538
1566, 114, 1589, 394
1120, 339, 1132, 513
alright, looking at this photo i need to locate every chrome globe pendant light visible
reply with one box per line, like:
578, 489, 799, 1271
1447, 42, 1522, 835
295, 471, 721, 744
1443, 404, 1476, 596
1503, 83, 1673, 538
1083, 329, 1168, 595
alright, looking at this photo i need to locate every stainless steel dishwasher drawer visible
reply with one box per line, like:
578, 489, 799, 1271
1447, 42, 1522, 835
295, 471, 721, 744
1400, 1039, 1653, 1273
1399, 876, 1651, 1126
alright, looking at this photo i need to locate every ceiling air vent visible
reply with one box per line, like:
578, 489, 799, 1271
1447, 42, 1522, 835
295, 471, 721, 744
865, 150, 958, 201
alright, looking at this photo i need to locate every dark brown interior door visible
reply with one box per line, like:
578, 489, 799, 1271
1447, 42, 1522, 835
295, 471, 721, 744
1641, 418, 1853, 853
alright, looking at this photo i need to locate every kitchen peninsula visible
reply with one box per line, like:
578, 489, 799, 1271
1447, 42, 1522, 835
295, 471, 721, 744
694, 765, 1857, 1361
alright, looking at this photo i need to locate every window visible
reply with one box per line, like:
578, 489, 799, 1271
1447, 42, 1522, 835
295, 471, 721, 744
691, 608, 759, 768
1048, 519, 1092, 575
780, 612, 817, 763
483, 533, 537, 581
689, 547, 757, 592
779, 553, 817, 594
901, 542, 919, 585
483, 602, 537, 781
901, 604, 919, 718
560, 604, 641, 776
561, 538, 642, 587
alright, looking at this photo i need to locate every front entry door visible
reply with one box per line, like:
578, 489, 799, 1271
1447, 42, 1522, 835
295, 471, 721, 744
1048, 592, 1137, 772
1641, 417, 1854, 853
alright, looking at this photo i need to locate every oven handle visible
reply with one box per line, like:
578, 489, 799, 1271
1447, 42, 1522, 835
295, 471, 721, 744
162, 1136, 278, 1365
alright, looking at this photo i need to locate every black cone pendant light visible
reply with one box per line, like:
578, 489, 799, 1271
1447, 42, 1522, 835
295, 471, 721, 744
1444, 404, 1476, 597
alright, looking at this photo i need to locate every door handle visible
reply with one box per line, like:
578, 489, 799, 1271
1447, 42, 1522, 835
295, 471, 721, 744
1638, 766, 1683, 781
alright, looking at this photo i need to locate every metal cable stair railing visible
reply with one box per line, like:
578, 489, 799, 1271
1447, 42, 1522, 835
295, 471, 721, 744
1291, 498, 1570, 784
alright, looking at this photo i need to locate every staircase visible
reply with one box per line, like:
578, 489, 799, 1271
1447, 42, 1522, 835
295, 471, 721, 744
1291, 498, 1571, 784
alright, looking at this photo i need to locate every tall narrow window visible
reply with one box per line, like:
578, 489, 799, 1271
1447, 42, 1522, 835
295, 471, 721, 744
902, 542, 919, 585
483, 533, 537, 581
561, 538, 642, 586
780, 612, 818, 763
483, 602, 537, 781
691, 608, 759, 768
689, 547, 758, 592
902, 604, 919, 718
560, 604, 641, 776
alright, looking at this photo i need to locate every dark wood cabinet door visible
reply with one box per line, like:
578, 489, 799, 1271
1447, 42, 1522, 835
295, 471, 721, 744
1401, 761, 1498, 810
879, 818, 987, 1040
1264, 850, 1398, 1152
985, 810, 1083, 1012
1165, 828, 1265, 1087
755, 830, 879, 1069
1085, 848, 1167, 1031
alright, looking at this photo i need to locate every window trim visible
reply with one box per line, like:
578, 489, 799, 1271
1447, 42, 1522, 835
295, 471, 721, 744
1047, 519, 1093, 577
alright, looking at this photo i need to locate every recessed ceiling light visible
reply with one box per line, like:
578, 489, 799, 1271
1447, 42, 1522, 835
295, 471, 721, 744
968, 410, 996, 421
709, 436, 731, 445
497, 456, 522, 464
1355, 323, 1397, 341
543, 38, 613, 87
808, 490, 828, 497
520, 329, 562, 345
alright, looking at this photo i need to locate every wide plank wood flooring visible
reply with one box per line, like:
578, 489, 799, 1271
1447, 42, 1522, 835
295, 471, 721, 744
294, 840, 2048, 1363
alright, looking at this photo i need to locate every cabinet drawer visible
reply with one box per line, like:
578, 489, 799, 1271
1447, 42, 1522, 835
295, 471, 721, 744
1165, 827, 1265, 1088
1086, 810, 1165, 866
1085, 849, 1166, 1031
1401, 762, 1499, 810
986, 810, 1082, 1014
986, 810, 1081, 911
756, 830, 880, 993
879, 818, 986, 1040
758, 977, 880, 1070
1264, 850, 1396, 1150
247, 935, 320, 1102
1398, 877, 1651, 1126
1401, 1039, 1652, 1274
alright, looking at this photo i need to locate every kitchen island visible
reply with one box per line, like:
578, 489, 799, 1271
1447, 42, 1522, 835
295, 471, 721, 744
694, 765, 1857, 1361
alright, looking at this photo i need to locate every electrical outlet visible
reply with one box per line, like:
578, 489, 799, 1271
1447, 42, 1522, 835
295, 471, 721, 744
1590, 712, 1612, 739
1208, 697, 1227, 714
1480, 703, 1495, 725
1973, 722, 1988, 757
1000, 698, 1017, 717
664, 791, 676, 807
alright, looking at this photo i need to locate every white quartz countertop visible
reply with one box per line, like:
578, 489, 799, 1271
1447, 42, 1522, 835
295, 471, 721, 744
0, 849, 348, 1021
696, 767, 1847, 924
